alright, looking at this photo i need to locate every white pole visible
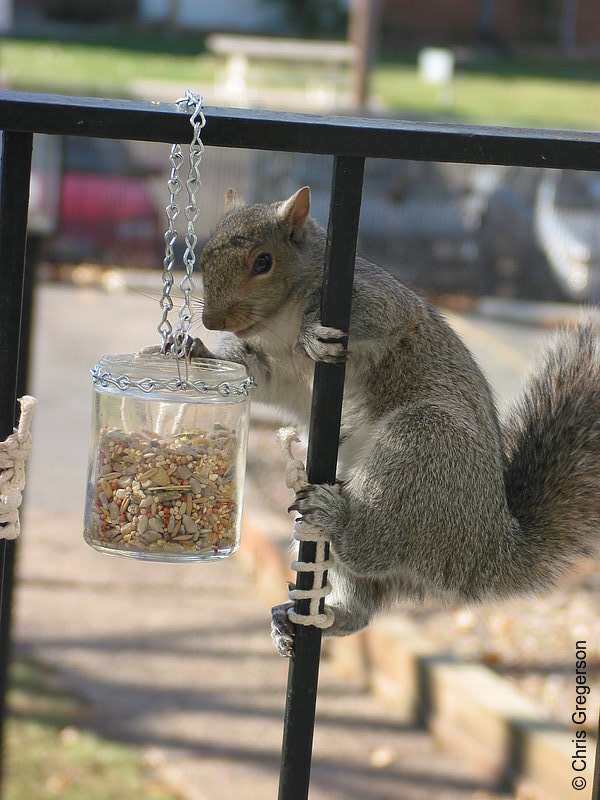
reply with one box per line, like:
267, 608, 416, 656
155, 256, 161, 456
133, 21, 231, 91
0, 0, 13, 34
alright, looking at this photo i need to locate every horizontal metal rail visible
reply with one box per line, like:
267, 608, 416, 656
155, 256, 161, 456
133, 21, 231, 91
1, 88, 600, 800
1, 90, 600, 169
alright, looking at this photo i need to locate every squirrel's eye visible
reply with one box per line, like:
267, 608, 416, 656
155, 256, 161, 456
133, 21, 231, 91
252, 253, 273, 275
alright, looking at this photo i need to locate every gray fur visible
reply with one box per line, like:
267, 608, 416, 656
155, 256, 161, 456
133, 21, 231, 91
197, 189, 600, 648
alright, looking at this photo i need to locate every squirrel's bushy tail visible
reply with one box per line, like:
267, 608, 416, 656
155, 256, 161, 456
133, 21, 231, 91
503, 314, 600, 587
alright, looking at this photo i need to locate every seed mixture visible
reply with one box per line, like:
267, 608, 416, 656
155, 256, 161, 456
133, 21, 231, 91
86, 425, 238, 557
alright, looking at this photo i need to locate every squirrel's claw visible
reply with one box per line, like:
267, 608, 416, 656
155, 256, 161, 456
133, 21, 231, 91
288, 486, 311, 514
288, 482, 345, 534
136, 336, 214, 360
294, 322, 348, 365
271, 602, 295, 658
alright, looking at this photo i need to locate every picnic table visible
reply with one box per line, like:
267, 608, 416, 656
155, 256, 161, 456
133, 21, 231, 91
206, 34, 359, 110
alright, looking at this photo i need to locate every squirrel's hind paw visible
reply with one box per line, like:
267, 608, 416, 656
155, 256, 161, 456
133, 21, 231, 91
271, 602, 295, 658
288, 482, 344, 535
294, 322, 347, 364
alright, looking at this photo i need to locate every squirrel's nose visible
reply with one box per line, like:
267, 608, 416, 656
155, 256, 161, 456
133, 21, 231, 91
202, 308, 227, 331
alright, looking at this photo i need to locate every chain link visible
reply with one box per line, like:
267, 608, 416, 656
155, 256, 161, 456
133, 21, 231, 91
157, 144, 184, 350
176, 91, 205, 358
91, 364, 254, 397
158, 90, 205, 358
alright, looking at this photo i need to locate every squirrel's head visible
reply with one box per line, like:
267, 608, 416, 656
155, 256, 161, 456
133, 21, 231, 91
199, 186, 312, 337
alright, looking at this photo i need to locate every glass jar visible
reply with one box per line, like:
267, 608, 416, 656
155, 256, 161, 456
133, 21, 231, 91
83, 352, 251, 562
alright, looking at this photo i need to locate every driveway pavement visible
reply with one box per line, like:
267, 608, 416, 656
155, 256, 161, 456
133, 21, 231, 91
9, 280, 539, 799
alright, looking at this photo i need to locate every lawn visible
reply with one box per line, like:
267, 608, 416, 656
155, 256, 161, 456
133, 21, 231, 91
0, 32, 216, 96
3, 659, 181, 800
1, 31, 600, 130
373, 57, 600, 130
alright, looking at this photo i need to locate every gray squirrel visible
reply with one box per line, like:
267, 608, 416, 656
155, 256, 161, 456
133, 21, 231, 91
190, 185, 600, 656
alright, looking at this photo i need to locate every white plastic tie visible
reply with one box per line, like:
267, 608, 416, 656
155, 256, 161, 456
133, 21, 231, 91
0, 395, 38, 540
277, 427, 334, 629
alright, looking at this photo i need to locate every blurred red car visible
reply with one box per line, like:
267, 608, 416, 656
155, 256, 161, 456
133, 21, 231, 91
32, 135, 162, 268
59, 170, 159, 265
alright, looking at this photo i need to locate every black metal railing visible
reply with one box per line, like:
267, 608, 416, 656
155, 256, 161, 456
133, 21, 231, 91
1, 89, 600, 800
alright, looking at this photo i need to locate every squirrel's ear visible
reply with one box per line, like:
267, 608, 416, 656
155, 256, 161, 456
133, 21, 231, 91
278, 186, 310, 242
224, 188, 244, 214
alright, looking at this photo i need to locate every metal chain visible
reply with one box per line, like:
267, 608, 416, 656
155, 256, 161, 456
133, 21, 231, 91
158, 90, 205, 357
175, 91, 205, 358
91, 364, 254, 397
158, 144, 184, 350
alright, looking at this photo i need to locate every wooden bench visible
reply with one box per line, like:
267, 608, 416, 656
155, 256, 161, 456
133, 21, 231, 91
206, 34, 358, 110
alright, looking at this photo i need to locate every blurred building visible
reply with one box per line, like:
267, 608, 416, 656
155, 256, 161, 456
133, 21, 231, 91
380, 0, 600, 50
135, 0, 600, 50
135, 1, 599, 49
17, 0, 600, 50
138, 0, 286, 34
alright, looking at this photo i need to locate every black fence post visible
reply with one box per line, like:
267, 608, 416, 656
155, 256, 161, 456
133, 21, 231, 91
0, 130, 34, 791
277, 155, 365, 800
592, 697, 600, 799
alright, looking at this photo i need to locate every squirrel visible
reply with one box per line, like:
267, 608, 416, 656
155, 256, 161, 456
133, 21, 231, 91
189, 185, 600, 656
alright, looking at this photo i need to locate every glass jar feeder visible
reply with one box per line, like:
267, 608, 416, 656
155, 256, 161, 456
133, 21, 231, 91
83, 353, 251, 562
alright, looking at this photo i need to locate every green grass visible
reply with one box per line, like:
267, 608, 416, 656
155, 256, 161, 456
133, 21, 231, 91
4, 659, 181, 800
2, 31, 600, 130
0, 33, 216, 96
372, 58, 600, 130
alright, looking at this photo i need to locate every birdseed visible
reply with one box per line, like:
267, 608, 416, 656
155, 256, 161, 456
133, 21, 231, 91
86, 426, 238, 557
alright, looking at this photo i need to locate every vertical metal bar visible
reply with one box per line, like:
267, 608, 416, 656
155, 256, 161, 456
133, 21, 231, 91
593, 720, 600, 800
278, 155, 365, 800
0, 130, 34, 790
592, 692, 600, 799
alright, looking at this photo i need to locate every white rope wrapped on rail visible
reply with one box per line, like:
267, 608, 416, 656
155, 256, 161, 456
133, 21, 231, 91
277, 427, 334, 629
0, 395, 38, 540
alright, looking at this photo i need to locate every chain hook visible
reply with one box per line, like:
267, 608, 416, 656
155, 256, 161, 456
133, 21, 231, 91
157, 90, 205, 374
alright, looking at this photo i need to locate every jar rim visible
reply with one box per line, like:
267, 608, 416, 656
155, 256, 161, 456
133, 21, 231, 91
91, 352, 253, 399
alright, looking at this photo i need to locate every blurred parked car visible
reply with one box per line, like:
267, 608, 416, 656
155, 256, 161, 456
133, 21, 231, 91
257, 151, 600, 302
30, 135, 163, 269
479, 166, 600, 302
27, 133, 62, 265
534, 169, 600, 302
259, 154, 485, 296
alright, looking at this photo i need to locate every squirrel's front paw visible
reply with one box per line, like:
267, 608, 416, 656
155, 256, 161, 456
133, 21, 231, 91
288, 482, 345, 534
135, 337, 214, 360
294, 322, 347, 364
186, 337, 214, 359
271, 602, 295, 658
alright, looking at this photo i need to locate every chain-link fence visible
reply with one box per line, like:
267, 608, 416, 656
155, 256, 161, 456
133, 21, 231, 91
29, 133, 600, 304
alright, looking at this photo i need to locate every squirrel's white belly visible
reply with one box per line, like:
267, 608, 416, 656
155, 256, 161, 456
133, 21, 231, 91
337, 417, 379, 482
